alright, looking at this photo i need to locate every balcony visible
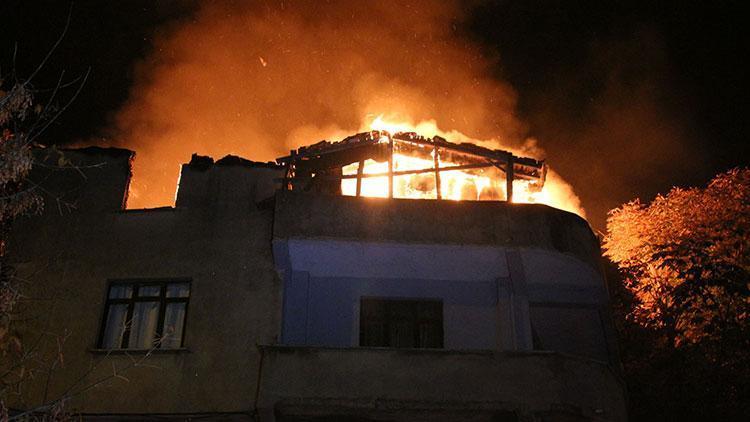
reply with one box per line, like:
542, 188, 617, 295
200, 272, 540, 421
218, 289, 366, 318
255, 346, 627, 422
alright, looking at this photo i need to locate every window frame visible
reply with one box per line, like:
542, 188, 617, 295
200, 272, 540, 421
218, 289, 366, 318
359, 297, 444, 349
97, 278, 191, 350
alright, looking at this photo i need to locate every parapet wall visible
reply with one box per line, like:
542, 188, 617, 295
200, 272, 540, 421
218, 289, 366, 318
26, 147, 285, 215
175, 154, 283, 211
29, 146, 134, 215
274, 191, 603, 272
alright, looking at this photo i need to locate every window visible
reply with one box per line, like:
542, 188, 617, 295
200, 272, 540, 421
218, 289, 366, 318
360, 298, 443, 348
529, 304, 609, 362
99, 280, 190, 350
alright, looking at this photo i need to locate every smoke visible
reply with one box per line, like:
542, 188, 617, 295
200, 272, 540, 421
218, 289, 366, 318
110, 0, 581, 213
517, 26, 702, 229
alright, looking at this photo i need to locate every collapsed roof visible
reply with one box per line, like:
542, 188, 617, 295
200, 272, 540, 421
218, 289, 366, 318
277, 131, 547, 202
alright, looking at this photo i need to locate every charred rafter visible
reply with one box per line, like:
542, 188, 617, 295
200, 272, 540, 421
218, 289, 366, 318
276, 131, 547, 201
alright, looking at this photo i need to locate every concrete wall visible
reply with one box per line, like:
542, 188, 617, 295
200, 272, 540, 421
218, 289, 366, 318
272, 192, 602, 272
8, 149, 284, 416
272, 192, 617, 364
257, 346, 627, 422
176, 154, 281, 211
277, 240, 507, 349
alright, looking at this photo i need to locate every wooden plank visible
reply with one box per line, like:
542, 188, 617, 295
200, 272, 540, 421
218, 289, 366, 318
393, 133, 515, 162
281, 133, 547, 189
355, 160, 364, 196
290, 161, 499, 181
506, 157, 514, 202
388, 136, 394, 198
434, 146, 442, 199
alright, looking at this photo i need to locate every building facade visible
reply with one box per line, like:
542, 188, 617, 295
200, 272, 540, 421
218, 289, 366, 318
7, 147, 627, 421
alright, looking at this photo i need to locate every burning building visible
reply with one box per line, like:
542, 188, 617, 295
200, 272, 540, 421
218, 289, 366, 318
6, 135, 626, 421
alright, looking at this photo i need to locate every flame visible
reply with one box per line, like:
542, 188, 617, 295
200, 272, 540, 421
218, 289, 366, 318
107, 1, 586, 220
338, 115, 586, 217
341, 153, 497, 201
369, 116, 416, 135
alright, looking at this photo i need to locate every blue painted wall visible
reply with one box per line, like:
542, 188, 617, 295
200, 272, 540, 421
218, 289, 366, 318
274, 239, 507, 350
281, 271, 499, 349
273, 238, 612, 356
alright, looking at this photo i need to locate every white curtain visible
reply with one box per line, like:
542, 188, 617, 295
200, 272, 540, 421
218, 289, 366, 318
161, 303, 186, 348
102, 304, 128, 348
128, 301, 159, 349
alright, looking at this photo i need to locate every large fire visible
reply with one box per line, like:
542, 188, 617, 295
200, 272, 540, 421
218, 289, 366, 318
342, 154, 496, 201
332, 115, 584, 217
109, 1, 585, 220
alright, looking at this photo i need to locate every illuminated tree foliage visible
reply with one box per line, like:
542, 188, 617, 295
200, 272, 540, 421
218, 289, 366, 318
605, 169, 750, 419
604, 168, 749, 346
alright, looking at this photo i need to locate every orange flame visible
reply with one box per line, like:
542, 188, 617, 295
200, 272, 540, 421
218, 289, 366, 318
338, 115, 586, 217
108, 1, 585, 220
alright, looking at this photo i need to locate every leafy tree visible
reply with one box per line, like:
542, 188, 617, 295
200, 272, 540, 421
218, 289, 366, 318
604, 168, 749, 345
604, 168, 750, 420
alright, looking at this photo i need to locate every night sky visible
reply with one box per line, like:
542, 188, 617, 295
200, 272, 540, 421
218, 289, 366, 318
2, 0, 748, 230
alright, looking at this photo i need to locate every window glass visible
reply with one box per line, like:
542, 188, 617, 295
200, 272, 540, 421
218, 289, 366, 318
361, 320, 385, 347
360, 298, 443, 349
162, 303, 187, 348
166, 283, 190, 298
529, 305, 609, 362
138, 285, 161, 297
101, 304, 128, 348
418, 321, 442, 348
101, 281, 190, 350
108, 285, 132, 299
391, 320, 415, 348
128, 301, 160, 349
361, 299, 385, 319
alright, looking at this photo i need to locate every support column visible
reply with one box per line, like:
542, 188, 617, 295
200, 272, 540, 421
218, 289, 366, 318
355, 160, 364, 197
433, 146, 442, 199
506, 156, 514, 202
387, 137, 394, 198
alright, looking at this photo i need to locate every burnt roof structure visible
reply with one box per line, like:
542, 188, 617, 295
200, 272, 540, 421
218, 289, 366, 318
277, 131, 547, 201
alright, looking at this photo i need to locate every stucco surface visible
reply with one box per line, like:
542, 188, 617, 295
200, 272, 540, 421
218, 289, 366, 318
272, 196, 615, 362
9, 149, 284, 414
273, 191, 602, 272
257, 346, 627, 422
